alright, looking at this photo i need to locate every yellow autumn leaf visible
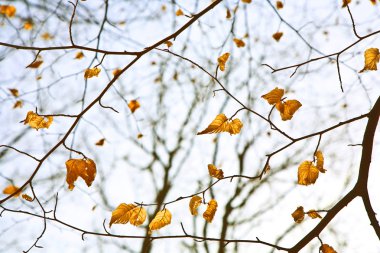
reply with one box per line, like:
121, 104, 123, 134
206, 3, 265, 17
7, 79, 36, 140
176, 9, 184, 16
149, 209, 172, 232
109, 203, 146, 227
8, 88, 19, 97
291, 206, 305, 223
320, 244, 337, 253
84, 67, 101, 78
95, 138, 105, 146
208, 164, 224, 179
261, 87, 284, 105
65, 158, 96, 190
164, 41, 173, 47
233, 38, 245, 48
24, 111, 53, 130
315, 150, 326, 173
22, 194, 33, 202
137, 133, 144, 139
112, 68, 122, 76
189, 196, 202, 215
276, 1, 284, 9
2, 185, 20, 197
307, 210, 322, 219
13, 100, 23, 109
277, 99, 302, 121
359, 48, 380, 73
203, 199, 217, 223
23, 20, 33, 30
241, 0, 252, 3
217, 52, 230, 71
41, 32, 53, 40
26, 60, 43, 69
0, 5, 16, 17
342, 0, 351, 7
128, 99, 140, 113
272, 32, 283, 42
197, 114, 243, 135
298, 161, 319, 185
226, 9, 231, 19
74, 51, 84, 59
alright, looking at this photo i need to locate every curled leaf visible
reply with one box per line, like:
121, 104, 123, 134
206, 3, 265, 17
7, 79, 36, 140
208, 164, 224, 179
359, 48, 380, 73
197, 114, 243, 135
342, 0, 351, 7
203, 199, 217, 223
13, 100, 23, 109
109, 204, 147, 227
84, 67, 101, 78
233, 38, 245, 48
74, 51, 84, 59
164, 41, 173, 47
149, 209, 172, 232
65, 158, 97, 190
128, 99, 140, 113
277, 99, 302, 121
2, 185, 20, 197
24, 111, 53, 130
241, 0, 252, 3
320, 244, 337, 253
22, 194, 33, 202
217, 53, 230, 71
291, 206, 305, 223
95, 138, 105, 146
189, 196, 202, 215
8, 88, 19, 97
176, 9, 184, 16
226, 9, 231, 19
298, 161, 319, 185
315, 150, 326, 173
276, 1, 284, 9
307, 210, 322, 219
26, 60, 43, 69
272, 32, 283, 42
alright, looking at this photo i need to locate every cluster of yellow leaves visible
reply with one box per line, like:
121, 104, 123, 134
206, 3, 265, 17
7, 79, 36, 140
65, 158, 96, 190
298, 150, 326, 185
276, 1, 284, 9
149, 209, 172, 233
23, 20, 33, 30
128, 99, 140, 113
320, 244, 338, 253
176, 9, 184, 16
203, 199, 218, 223
291, 206, 322, 223
272, 32, 283, 42
208, 164, 224, 179
2, 185, 20, 197
359, 48, 380, 73
84, 67, 101, 79
74, 51, 84, 59
0, 5, 16, 17
233, 38, 245, 48
109, 204, 147, 227
24, 111, 53, 130
217, 53, 230, 71
342, 0, 351, 7
197, 114, 243, 135
261, 87, 302, 121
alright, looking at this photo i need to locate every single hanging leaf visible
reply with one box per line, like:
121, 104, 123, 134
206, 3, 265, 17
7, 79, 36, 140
217, 52, 230, 71
197, 114, 243, 135
65, 158, 97, 190
277, 99, 302, 121
291, 206, 305, 223
26, 60, 43, 69
0, 5, 16, 17
261, 87, 284, 105
208, 164, 224, 179
74, 51, 84, 59
359, 48, 380, 73
128, 99, 140, 113
307, 210, 322, 219
23, 20, 33, 30
233, 38, 245, 48
95, 138, 105, 146
189, 196, 202, 215
149, 209, 172, 232
41, 32, 53, 40
129, 206, 147, 226
298, 161, 319, 185
276, 1, 284, 9
241, 0, 252, 3
164, 41, 173, 48
109, 203, 138, 227
8, 88, 19, 97
342, 0, 351, 7
370, 0, 377, 5
226, 9, 231, 19
2, 185, 20, 197
137, 133, 144, 139
272, 32, 283, 42
113, 68, 122, 76
84, 67, 101, 78
315, 150, 326, 173
24, 111, 53, 130
22, 194, 33, 202
203, 199, 218, 223
13, 100, 23, 109
320, 244, 337, 253
176, 9, 184, 16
